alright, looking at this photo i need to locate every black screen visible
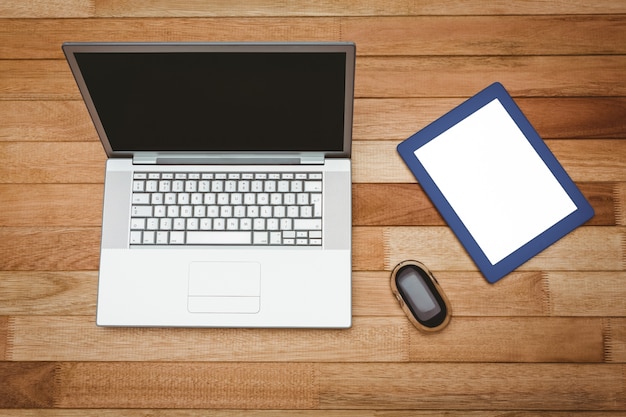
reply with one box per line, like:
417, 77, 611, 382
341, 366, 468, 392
74, 52, 347, 152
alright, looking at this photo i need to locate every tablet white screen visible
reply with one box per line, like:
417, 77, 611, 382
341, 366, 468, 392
414, 99, 577, 265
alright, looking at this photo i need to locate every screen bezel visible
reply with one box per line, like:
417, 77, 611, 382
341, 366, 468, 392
62, 42, 355, 159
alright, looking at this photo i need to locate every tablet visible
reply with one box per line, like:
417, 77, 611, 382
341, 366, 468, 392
397, 82, 594, 283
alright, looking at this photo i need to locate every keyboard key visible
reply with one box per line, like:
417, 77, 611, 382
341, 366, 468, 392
270, 231, 282, 244
145, 180, 158, 192
253, 231, 268, 244
146, 218, 159, 230
132, 193, 150, 204
143, 231, 155, 244
304, 181, 322, 192
294, 219, 322, 230
156, 231, 169, 244
280, 218, 292, 230
160, 218, 172, 230
187, 218, 199, 230
240, 218, 252, 230
159, 181, 171, 192
132, 181, 145, 192
130, 218, 145, 230
130, 231, 142, 244
169, 231, 185, 244
187, 231, 251, 245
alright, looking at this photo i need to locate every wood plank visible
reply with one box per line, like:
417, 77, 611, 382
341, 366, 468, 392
2, 16, 625, 59
3, 56, 626, 101
96, 1, 626, 17
7, 316, 409, 362
356, 269, 626, 318
0, 315, 7, 360
408, 317, 605, 363
56, 362, 319, 409
0, 227, 100, 271
0, 271, 549, 318
0, 271, 97, 315
353, 97, 626, 140
342, 15, 626, 56
618, 182, 626, 226
0, 270, 622, 320
0, 18, 341, 60
353, 140, 626, 183
547, 272, 626, 317
0, 0, 94, 18
352, 227, 385, 271
0, 361, 318, 409
0, 362, 57, 408
607, 318, 626, 363
0, 184, 102, 227
384, 226, 624, 272
355, 56, 626, 98
318, 363, 626, 410
2, 140, 621, 185
6, 316, 611, 363
0, 270, 582, 318
3, 97, 623, 143
0, 101, 96, 142
93, 0, 626, 17
0, 142, 105, 184
353, 182, 617, 227
0, 225, 620, 272
1, 361, 623, 410
0, 411, 623, 417
4, 0, 625, 19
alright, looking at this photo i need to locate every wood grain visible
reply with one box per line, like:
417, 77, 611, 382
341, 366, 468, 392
353, 97, 626, 140
384, 226, 624, 272
2, 271, 624, 318
2, 98, 623, 143
5, 316, 618, 363
318, 363, 626, 410
353, 140, 626, 183
1, 0, 625, 413
1, 140, 622, 184
0, 227, 100, 271
3, 0, 625, 18
352, 182, 618, 226
3, 57, 626, 101
1, 16, 625, 59
0, 361, 624, 410
0, 271, 97, 315
0, 412, 624, 417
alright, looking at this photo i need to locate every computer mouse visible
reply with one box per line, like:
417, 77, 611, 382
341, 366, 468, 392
390, 260, 451, 332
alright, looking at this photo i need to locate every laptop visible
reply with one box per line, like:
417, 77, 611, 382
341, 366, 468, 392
63, 42, 355, 327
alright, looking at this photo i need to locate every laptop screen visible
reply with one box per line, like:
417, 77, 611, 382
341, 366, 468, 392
71, 47, 352, 154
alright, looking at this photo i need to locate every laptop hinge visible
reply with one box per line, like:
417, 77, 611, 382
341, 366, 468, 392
299, 154, 325, 165
132, 153, 325, 165
133, 155, 158, 164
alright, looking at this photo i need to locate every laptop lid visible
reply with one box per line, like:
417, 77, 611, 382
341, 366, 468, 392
62, 42, 355, 164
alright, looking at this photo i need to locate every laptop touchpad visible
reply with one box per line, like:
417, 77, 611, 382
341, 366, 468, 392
188, 262, 261, 313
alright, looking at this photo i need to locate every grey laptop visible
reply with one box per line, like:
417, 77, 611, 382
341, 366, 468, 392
63, 42, 354, 327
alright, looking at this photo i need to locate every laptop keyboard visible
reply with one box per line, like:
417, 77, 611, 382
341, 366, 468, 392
129, 171, 323, 246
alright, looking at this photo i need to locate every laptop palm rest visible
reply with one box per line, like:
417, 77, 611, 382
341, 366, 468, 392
188, 262, 261, 314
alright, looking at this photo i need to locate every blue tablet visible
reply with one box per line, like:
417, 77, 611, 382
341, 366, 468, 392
397, 82, 594, 283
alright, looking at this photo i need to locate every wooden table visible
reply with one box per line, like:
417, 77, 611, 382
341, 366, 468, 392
1, 1, 625, 414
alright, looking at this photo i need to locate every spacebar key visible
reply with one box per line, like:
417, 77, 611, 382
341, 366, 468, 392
186, 231, 252, 245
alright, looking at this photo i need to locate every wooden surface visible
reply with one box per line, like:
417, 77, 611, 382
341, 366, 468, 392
1, 1, 625, 414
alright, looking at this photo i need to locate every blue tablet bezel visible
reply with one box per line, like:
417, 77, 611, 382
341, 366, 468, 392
397, 82, 594, 283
